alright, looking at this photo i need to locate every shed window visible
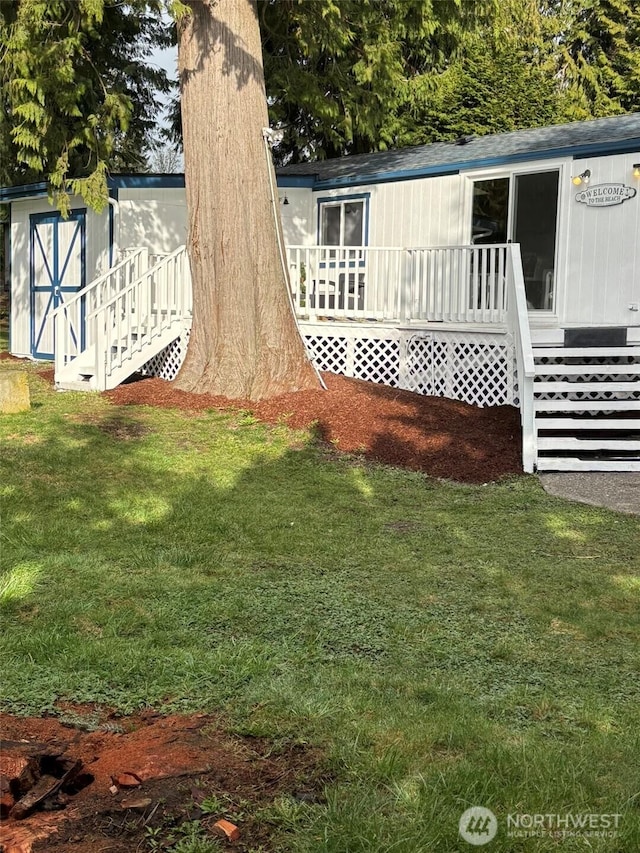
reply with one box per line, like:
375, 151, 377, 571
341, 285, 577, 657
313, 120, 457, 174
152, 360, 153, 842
320, 200, 364, 246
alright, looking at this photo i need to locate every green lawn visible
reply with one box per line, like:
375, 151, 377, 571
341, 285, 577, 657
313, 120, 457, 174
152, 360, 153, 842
1, 364, 639, 852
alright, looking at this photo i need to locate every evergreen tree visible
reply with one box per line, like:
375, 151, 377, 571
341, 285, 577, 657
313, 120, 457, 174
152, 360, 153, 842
164, 0, 478, 162
0, 0, 171, 203
552, 0, 640, 116
259, 0, 476, 162
405, 0, 575, 143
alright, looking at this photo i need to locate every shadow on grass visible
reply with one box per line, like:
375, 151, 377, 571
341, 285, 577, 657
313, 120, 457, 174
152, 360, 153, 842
104, 370, 523, 484
1, 393, 639, 849
1, 400, 635, 645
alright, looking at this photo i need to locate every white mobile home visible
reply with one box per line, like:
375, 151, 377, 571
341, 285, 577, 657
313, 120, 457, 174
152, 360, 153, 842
2, 113, 639, 472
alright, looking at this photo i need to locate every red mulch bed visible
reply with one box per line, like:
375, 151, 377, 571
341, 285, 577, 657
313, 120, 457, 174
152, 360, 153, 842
0, 709, 326, 853
104, 372, 522, 484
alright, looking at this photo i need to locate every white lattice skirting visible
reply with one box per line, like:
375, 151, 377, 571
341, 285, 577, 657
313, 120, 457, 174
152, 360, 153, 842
141, 323, 516, 409
140, 327, 191, 382
301, 323, 516, 408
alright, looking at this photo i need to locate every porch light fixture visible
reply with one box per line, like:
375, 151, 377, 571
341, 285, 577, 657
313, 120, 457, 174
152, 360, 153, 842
572, 169, 591, 186
280, 194, 289, 205
633, 164, 640, 179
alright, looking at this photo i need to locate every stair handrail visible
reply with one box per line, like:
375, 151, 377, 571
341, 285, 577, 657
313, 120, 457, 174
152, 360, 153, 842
87, 245, 192, 390
84, 245, 190, 320
52, 247, 148, 322
506, 243, 536, 472
53, 247, 148, 382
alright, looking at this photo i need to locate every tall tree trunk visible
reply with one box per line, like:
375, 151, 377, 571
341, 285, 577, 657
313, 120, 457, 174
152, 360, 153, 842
175, 0, 319, 399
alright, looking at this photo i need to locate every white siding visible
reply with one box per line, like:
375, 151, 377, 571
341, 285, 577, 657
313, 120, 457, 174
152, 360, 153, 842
561, 152, 640, 328
280, 187, 314, 246
10, 195, 108, 358
117, 188, 187, 255
302, 154, 640, 331
311, 175, 466, 248
371, 175, 466, 246
118, 186, 311, 253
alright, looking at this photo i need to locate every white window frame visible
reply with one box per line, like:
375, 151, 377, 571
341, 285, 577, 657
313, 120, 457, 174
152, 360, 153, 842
464, 159, 569, 319
316, 194, 369, 248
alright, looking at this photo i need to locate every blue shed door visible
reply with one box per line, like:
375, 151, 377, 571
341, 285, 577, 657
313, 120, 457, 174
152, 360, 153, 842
30, 210, 86, 359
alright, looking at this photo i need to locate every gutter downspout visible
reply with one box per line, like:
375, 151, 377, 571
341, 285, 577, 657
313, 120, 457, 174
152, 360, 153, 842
107, 193, 119, 268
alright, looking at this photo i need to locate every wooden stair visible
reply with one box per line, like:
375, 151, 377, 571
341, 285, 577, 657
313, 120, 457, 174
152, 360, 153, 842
54, 246, 192, 392
56, 322, 188, 391
532, 345, 640, 471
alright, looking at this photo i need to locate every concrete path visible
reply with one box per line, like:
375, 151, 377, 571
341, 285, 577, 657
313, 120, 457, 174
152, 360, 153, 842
539, 472, 640, 516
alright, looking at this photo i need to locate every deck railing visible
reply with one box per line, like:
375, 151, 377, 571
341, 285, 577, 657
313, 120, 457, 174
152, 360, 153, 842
286, 244, 510, 325
120, 248, 169, 269
53, 246, 191, 390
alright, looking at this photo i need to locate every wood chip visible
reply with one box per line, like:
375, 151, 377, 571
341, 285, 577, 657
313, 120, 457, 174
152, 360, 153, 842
111, 771, 142, 788
120, 796, 152, 812
212, 819, 240, 841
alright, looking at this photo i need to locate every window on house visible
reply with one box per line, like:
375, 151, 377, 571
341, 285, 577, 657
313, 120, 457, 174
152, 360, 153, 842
320, 200, 365, 246
472, 179, 509, 245
314, 198, 367, 310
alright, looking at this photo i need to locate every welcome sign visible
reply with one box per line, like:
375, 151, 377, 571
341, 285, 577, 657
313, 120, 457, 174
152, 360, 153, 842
575, 183, 637, 207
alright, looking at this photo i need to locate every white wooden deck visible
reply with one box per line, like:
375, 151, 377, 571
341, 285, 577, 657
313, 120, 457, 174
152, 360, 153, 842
51, 242, 640, 474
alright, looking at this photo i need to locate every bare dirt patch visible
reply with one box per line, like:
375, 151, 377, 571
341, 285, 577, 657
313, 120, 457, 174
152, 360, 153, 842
68, 412, 152, 441
0, 710, 327, 853
105, 372, 522, 484
35, 368, 54, 383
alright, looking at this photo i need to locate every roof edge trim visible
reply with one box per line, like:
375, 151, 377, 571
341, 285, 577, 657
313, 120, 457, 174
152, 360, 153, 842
296, 137, 640, 191
0, 173, 186, 203
276, 176, 317, 188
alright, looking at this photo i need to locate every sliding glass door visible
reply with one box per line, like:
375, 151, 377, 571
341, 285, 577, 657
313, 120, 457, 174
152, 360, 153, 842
512, 172, 559, 310
471, 170, 559, 311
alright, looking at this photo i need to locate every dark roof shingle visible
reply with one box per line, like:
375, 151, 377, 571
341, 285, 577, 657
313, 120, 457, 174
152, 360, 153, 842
277, 113, 640, 183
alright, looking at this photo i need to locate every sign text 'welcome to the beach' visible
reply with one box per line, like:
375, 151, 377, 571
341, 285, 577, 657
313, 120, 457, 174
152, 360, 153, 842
575, 183, 637, 207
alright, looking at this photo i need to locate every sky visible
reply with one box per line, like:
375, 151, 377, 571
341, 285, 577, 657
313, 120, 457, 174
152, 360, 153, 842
149, 42, 178, 116
147, 42, 181, 168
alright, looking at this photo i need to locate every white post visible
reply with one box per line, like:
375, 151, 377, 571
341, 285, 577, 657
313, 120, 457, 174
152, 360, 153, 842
507, 243, 536, 473
93, 314, 103, 390
400, 250, 409, 322
308, 247, 318, 323
138, 247, 149, 279
54, 309, 62, 384
520, 374, 536, 473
